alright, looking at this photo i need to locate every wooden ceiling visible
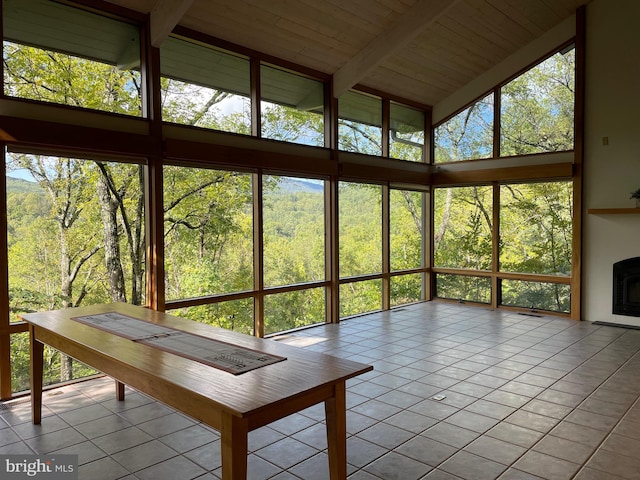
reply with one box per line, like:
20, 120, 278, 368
102, 0, 590, 108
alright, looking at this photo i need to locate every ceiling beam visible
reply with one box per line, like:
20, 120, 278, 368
150, 0, 196, 48
332, 0, 462, 98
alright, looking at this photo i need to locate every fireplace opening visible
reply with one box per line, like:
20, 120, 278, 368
613, 257, 640, 317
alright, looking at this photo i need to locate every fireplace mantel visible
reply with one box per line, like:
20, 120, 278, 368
587, 208, 640, 214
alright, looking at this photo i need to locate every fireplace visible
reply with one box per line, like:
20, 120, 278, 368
613, 257, 640, 317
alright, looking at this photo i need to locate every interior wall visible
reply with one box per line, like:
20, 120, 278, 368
583, 0, 640, 326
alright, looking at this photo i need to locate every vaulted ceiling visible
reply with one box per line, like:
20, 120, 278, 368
104, 0, 590, 108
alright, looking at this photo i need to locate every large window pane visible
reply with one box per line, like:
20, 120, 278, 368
501, 48, 575, 155
6, 152, 145, 391
11, 333, 97, 393
338, 91, 382, 155
264, 288, 325, 335
263, 176, 325, 287
391, 273, 423, 307
340, 279, 382, 318
164, 166, 253, 300
339, 182, 382, 277
3, 0, 142, 116
160, 37, 251, 133
169, 299, 254, 335
434, 93, 493, 163
261, 65, 324, 146
390, 189, 424, 271
434, 186, 492, 270
500, 182, 572, 275
435, 274, 491, 304
501, 279, 570, 313
390, 103, 425, 162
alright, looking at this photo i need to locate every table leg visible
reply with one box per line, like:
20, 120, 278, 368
325, 382, 347, 480
29, 325, 43, 425
115, 380, 125, 401
220, 412, 248, 480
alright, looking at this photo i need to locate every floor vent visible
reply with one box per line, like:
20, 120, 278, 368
0, 397, 30, 410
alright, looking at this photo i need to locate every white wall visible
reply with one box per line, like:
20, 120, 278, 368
582, 0, 640, 326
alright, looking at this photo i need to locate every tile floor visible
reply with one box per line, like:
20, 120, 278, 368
2, 302, 640, 479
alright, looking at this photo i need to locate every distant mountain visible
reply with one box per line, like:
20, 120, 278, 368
6, 176, 42, 194
5, 175, 325, 195
277, 177, 324, 194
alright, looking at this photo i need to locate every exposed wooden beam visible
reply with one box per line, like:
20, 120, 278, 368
332, 0, 462, 98
150, 0, 196, 48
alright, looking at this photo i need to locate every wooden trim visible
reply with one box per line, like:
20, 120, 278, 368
571, 6, 586, 321
251, 58, 261, 138
144, 158, 165, 311
253, 174, 264, 337
587, 208, 640, 215
431, 267, 572, 285
493, 87, 501, 158
339, 155, 430, 185
424, 109, 432, 164
382, 185, 390, 310
431, 162, 573, 186
382, 99, 390, 158
326, 177, 339, 323
324, 82, 335, 150
491, 183, 500, 309
60, 0, 148, 23
164, 138, 338, 177
143, 41, 165, 311
0, 115, 158, 158
427, 188, 435, 300
0, 142, 10, 399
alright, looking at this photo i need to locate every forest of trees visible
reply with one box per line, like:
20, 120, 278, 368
3, 22, 574, 392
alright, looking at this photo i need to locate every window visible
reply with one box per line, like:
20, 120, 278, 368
340, 279, 382, 318
499, 182, 572, 276
501, 279, 570, 313
263, 176, 325, 286
163, 166, 253, 301
434, 93, 494, 163
339, 182, 382, 316
339, 182, 382, 277
433, 186, 493, 270
390, 103, 425, 162
169, 300, 254, 336
262, 175, 326, 333
435, 274, 491, 304
6, 150, 145, 392
338, 91, 382, 155
3, 0, 142, 116
390, 189, 424, 272
261, 66, 324, 146
501, 47, 575, 156
160, 37, 251, 133
391, 273, 423, 306
264, 288, 325, 335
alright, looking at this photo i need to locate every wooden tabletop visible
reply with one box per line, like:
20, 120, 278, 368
21, 303, 373, 423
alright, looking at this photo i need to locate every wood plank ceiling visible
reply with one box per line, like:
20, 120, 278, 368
103, 0, 591, 108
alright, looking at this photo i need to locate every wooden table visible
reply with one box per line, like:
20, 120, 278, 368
22, 303, 372, 479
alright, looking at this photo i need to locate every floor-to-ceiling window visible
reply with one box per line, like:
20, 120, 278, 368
432, 44, 576, 313
5, 150, 145, 392
0, 0, 580, 399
